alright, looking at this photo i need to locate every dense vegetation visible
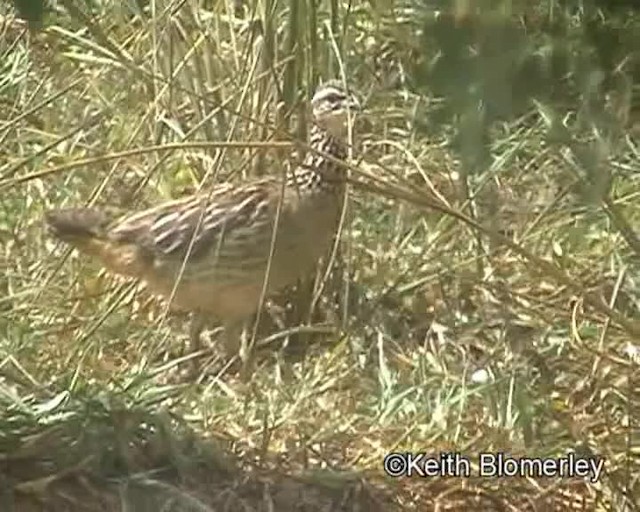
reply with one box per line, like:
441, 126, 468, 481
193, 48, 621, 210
1, 1, 639, 510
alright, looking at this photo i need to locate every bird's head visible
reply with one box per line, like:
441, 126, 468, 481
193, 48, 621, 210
311, 79, 360, 138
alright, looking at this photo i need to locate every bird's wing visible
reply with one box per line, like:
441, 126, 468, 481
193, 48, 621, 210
109, 179, 280, 261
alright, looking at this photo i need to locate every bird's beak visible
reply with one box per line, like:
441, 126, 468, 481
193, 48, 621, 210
346, 96, 361, 113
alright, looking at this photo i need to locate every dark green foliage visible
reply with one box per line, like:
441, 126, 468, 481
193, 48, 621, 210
412, 4, 639, 120
392, 2, 638, 181
12, 0, 46, 29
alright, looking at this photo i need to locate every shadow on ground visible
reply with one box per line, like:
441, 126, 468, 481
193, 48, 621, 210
0, 405, 600, 511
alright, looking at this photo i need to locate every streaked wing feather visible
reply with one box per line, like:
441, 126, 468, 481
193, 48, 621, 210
110, 181, 277, 262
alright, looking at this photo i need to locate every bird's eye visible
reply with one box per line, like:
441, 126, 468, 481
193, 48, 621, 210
325, 92, 345, 103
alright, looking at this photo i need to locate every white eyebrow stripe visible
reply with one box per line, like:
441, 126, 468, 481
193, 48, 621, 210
313, 87, 346, 102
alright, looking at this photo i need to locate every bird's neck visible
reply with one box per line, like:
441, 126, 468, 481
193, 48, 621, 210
287, 124, 348, 190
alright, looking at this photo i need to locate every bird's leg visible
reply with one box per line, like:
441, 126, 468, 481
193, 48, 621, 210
188, 313, 206, 354
222, 321, 242, 358
223, 320, 255, 381
239, 322, 256, 381
176, 313, 206, 378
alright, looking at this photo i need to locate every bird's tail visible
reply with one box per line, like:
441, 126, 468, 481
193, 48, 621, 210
44, 207, 115, 259
45, 207, 148, 278
45, 207, 111, 241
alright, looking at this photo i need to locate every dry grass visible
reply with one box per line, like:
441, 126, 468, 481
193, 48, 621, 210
1, 1, 639, 510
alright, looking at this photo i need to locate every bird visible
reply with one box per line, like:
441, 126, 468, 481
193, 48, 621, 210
44, 79, 360, 371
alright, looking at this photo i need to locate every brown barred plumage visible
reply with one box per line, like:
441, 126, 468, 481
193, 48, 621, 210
45, 80, 359, 366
